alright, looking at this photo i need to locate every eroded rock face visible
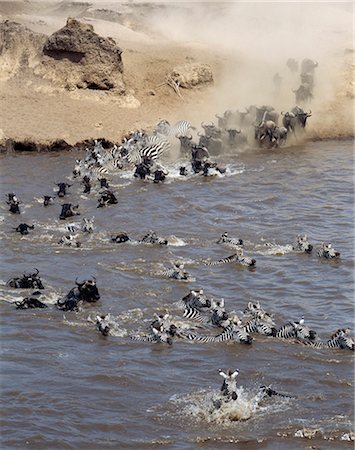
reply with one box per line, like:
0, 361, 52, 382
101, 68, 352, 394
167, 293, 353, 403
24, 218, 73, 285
168, 63, 213, 89
41, 18, 125, 91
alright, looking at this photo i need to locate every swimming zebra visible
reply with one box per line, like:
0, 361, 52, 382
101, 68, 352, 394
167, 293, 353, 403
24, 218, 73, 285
161, 262, 191, 281
326, 329, 354, 350
243, 301, 274, 323
276, 322, 297, 339
96, 314, 111, 336
219, 369, 239, 400
317, 243, 340, 259
214, 322, 253, 345
292, 317, 317, 341
182, 307, 207, 323
130, 327, 174, 345
65, 217, 95, 234
179, 289, 211, 310
216, 232, 244, 248
292, 234, 313, 253
140, 230, 168, 245
58, 235, 81, 247
243, 319, 277, 337
204, 250, 256, 268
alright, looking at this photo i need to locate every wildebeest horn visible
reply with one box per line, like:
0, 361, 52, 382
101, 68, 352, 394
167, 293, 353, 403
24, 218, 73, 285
32, 268, 39, 276
209, 121, 214, 127
236, 129, 241, 134
188, 135, 192, 140
308, 110, 312, 114
91, 276, 96, 283
281, 111, 285, 115
197, 131, 203, 136
215, 114, 222, 119
75, 277, 84, 286
201, 121, 206, 128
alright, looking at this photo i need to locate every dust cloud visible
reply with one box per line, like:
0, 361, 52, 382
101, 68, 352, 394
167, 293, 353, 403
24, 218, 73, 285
147, 1, 354, 136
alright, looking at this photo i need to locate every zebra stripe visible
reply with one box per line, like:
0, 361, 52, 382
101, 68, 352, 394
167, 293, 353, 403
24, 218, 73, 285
204, 254, 237, 266
326, 335, 354, 350
276, 322, 297, 339
183, 307, 206, 323
243, 319, 277, 336
177, 332, 216, 343
214, 324, 253, 344
127, 139, 170, 164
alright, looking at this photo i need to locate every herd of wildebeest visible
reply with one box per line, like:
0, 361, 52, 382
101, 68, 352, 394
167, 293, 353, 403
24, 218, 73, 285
2, 56, 353, 412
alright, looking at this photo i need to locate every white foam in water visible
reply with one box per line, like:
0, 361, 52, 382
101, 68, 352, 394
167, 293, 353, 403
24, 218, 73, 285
254, 243, 294, 256
167, 236, 187, 246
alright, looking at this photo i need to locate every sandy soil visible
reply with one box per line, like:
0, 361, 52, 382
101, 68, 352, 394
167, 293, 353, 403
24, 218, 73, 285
0, 1, 353, 147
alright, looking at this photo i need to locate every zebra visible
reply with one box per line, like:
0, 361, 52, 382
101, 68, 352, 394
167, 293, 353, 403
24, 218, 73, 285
154, 119, 193, 138
216, 232, 244, 248
161, 262, 191, 281
65, 217, 95, 234
214, 322, 253, 345
179, 289, 211, 311
58, 235, 81, 247
317, 243, 340, 259
276, 322, 297, 339
292, 317, 317, 341
204, 250, 256, 268
130, 327, 174, 345
243, 301, 274, 324
326, 329, 354, 350
126, 138, 171, 165
96, 314, 111, 336
243, 319, 277, 337
182, 307, 207, 323
292, 234, 313, 253
140, 230, 168, 245
219, 369, 239, 400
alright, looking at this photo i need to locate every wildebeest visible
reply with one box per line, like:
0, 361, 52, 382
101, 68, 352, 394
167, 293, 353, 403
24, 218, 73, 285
43, 195, 53, 207
293, 84, 313, 104
7, 193, 20, 214
15, 223, 34, 235
97, 190, 118, 208
271, 126, 288, 147
99, 178, 110, 189
153, 167, 168, 183
255, 120, 278, 147
82, 176, 91, 194
300, 58, 318, 75
7, 268, 44, 289
56, 278, 100, 311
286, 58, 298, 74
281, 107, 312, 135
134, 160, 152, 180
57, 183, 71, 197
111, 232, 130, 243
15, 292, 47, 309
177, 134, 194, 154
59, 203, 80, 220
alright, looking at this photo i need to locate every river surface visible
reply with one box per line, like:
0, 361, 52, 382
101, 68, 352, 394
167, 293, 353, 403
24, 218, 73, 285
0, 140, 354, 449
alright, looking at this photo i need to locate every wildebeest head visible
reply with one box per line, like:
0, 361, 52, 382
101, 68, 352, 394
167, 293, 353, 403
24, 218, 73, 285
7, 193, 20, 214
43, 195, 53, 206
76, 278, 100, 302
23, 268, 44, 289
15, 223, 34, 235
57, 183, 71, 197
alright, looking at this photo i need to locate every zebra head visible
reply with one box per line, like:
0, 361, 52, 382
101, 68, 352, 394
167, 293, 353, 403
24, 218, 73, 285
82, 217, 95, 233
295, 234, 313, 253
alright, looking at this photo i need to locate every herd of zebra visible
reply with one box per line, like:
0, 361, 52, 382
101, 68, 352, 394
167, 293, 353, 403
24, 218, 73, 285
69, 104, 312, 187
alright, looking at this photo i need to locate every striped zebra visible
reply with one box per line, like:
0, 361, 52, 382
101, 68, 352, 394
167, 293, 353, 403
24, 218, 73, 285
216, 232, 244, 248
276, 322, 297, 339
182, 307, 207, 323
317, 243, 340, 259
243, 319, 277, 337
154, 119, 193, 138
219, 369, 239, 400
180, 289, 211, 311
326, 330, 354, 350
58, 235, 81, 247
65, 217, 95, 234
161, 262, 191, 281
130, 328, 174, 345
127, 138, 171, 165
292, 234, 313, 253
293, 319, 317, 341
243, 301, 274, 324
214, 323, 253, 345
140, 230, 168, 245
86, 165, 109, 178
204, 251, 256, 268
176, 331, 217, 343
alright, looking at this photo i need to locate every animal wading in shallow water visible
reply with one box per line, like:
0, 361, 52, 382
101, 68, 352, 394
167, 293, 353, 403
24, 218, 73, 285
317, 243, 340, 259
292, 234, 313, 253
97, 190, 118, 208
56, 278, 100, 311
161, 261, 191, 281
15, 291, 47, 309
216, 232, 243, 248
43, 195, 53, 207
204, 249, 256, 268
111, 232, 130, 243
219, 369, 239, 401
140, 230, 168, 245
59, 203, 80, 220
96, 315, 111, 336
7, 268, 44, 289
6, 193, 20, 214
56, 182, 71, 198
15, 223, 34, 235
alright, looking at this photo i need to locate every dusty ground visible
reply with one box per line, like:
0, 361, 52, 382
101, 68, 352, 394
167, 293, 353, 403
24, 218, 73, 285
0, 1, 353, 147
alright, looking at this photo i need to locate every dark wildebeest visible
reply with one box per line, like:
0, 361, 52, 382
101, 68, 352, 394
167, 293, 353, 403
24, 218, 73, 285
57, 183, 71, 198
293, 84, 313, 104
7, 268, 44, 289
43, 196, 53, 207
286, 58, 299, 74
97, 190, 118, 208
134, 161, 152, 180
7, 193, 20, 214
82, 176, 91, 194
15, 291, 47, 309
99, 178, 110, 189
56, 278, 100, 311
59, 204, 80, 220
15, 223, 34, 235
111, 232, 130, 243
